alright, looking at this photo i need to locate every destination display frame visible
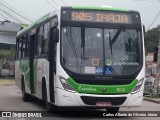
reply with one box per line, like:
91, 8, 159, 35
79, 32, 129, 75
61, 9, 141, 25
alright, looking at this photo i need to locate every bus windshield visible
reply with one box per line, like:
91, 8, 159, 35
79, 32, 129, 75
61, 27, 141, 75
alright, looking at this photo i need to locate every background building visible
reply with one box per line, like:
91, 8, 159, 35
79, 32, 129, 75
0, 21, 21, 77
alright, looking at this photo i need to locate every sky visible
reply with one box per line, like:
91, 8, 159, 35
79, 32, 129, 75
2, 0, 160, 30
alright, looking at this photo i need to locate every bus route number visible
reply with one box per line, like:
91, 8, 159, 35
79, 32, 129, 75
72, 12, 92, 21
71, 11, 130, 24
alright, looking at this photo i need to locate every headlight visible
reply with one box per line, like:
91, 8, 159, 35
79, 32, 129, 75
59, 76, 76, 93
131, 78, 144, 94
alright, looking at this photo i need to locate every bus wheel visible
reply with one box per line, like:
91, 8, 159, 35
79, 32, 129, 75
106, 107, 119, 114
21, 80, 30, 102
42, 85, 53, 112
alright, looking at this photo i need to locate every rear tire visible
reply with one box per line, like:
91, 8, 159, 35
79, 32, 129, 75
106, 107, 119, 114
21, 79, 30, 102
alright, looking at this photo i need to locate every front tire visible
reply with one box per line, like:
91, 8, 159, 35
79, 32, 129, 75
106, 107, 120, 114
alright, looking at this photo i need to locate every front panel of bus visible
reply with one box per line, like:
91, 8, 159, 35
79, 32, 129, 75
55, 7, 145, 107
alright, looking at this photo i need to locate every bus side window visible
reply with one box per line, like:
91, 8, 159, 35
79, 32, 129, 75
27, 33, 30, 57
21, 38, 24, 58
25, 34, 28, 57
16, 39, 19, 59
18, 38, 22, 59
42, 22, 50, 55
37, 26, 44, 56
22, 36, 26, 58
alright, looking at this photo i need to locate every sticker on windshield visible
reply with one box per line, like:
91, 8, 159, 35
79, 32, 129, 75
96, 67, 103, 74
105, 34, 110, 38
63, 28, 67, 33
92, 58, 100, 66
105, 59, 112, 66
84, 66, 96, 74
105, 67, 113, 74
113, 62, 139, 66
97, 33, 101, 37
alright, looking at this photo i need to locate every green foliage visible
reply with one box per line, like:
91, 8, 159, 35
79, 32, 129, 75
0, 48, 15, 59
145, 26, 160, 53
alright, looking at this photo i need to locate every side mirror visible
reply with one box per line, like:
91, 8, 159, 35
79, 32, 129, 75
143, 25, 145, 34
52, 28, 59, 43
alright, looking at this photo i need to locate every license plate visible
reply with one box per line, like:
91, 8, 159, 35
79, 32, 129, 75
96, 102, 112, 107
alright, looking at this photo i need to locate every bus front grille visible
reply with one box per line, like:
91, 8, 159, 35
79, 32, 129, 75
80, 96, 127, 106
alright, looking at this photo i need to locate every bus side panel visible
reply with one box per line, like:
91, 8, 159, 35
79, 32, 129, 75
15, 59, 31, 94
36, 58, 49, 100
20, 59, 31, 94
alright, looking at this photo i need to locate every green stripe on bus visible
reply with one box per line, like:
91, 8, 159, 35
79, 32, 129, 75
72, 6, 129, 12
20, 60, 30, 87
67, 77, 138, 94
20, 59, 38, 92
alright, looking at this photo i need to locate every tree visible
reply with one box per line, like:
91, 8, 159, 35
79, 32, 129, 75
145, 25, 160, 97
0, 48, 15, 59
145, 27, 160, 53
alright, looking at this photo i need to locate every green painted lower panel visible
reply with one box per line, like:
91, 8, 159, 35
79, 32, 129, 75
67, 77, 138, 94
20, 60, 30, 88
20, 59, 38, 94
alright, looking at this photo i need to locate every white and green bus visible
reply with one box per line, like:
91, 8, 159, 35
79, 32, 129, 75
15, 6, 145, 113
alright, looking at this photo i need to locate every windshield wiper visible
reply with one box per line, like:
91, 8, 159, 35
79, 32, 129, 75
111, 27, 123, 45
65, 27, 78, 59
109, 27, 123, 55
109, 31, 112, 55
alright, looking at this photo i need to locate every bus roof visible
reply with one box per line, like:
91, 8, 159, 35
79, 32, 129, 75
71, 6, 129, 12
17, 6, 135, 38
17, 12, 53, 37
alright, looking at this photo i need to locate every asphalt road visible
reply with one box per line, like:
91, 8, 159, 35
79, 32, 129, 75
0, 84, 160, 120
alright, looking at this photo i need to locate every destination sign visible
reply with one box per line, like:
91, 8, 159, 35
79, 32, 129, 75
71, 11, 132, 24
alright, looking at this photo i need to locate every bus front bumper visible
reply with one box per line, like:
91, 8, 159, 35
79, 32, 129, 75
55, 88, 143, 107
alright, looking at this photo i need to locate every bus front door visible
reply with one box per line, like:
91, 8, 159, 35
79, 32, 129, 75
29, 34, 36, 94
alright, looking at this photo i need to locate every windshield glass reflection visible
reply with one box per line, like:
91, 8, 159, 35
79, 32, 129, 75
62, 27, 141, 75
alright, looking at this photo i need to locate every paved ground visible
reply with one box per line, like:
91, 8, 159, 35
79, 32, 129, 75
0, 80, 44, 111
0, 79, 15, 86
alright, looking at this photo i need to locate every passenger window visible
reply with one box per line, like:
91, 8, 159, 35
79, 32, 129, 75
42, 22, 50, 54
16, 39, 19, 59
22, 36, 26, 58
18, 38, 22, 59
27, 33, 30, 57
37, 26, 44, 56
25, 34, 29, 57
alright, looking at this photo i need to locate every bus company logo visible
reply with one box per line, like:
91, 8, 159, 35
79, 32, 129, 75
117, 88, 126, 92
102, 88, 107, 93
105, 59, 112, 66
78, 86, 97, 92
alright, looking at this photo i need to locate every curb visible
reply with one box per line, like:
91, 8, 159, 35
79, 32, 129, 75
143, 97, 160, 104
